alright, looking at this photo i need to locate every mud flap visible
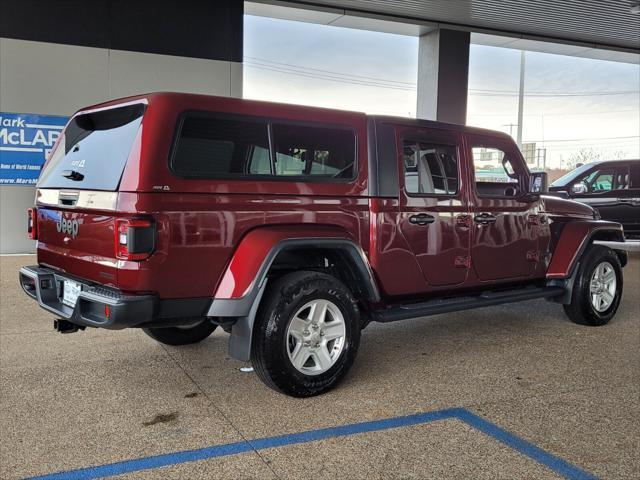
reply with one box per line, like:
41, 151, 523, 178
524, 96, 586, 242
546, 263, 579, 305
228, 283, 266, 362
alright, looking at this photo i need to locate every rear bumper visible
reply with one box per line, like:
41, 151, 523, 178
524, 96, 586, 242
19, 266, 156, 329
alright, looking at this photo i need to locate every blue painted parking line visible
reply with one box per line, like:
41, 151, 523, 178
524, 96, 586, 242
455, 409, 598, 480
26, 407, 597, 480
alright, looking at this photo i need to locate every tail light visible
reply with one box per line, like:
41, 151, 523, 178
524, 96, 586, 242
115, 218, 155, 261
27, 208, 38, 240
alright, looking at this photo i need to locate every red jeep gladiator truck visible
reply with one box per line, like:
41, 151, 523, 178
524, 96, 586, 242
20, 93, 628, 397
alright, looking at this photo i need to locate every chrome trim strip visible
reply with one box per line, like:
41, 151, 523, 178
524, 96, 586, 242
36, 189, 59, 206
593, 240, 640, 253
36, 189, 118, 211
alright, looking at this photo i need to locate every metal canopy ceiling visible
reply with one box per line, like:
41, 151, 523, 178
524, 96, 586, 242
275, 0, 640, 52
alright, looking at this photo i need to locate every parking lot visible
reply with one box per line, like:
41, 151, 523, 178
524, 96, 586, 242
1, 254, 638, 479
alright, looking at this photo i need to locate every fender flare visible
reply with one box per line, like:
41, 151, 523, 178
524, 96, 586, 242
207, 229, 380, 361
546, 219, 624, 280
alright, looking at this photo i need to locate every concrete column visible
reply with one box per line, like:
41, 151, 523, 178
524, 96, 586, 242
0, 0, 244, 254
417, 29, 470, 124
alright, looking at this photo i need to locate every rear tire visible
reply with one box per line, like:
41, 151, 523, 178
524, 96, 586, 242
251, 271, 361, 397
563, 245, 623, 326
143, 321, 217, 346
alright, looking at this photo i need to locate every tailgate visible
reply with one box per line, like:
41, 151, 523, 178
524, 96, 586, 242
36, 195, 120, 287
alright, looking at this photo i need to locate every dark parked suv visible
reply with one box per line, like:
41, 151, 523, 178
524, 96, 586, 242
549, 159, 640, 238
20, 93, 629, 396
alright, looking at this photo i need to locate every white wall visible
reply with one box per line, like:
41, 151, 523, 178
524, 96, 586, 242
0, 38, 242, 253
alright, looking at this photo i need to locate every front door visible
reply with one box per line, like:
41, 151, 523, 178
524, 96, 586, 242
571, 163, 640, 237
397, 127, 471, 287
466, 133, 541, 282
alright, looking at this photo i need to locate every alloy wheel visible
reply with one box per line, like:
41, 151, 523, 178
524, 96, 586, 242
589, 261, 617, 312
285, 299, 346, 375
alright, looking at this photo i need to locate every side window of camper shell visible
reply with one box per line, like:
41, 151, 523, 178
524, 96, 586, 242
171, 113, 356, 181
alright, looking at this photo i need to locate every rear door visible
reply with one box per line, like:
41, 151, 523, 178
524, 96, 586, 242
621, 163, 640, 237
397, 126, 471, 287
466, 133, 541, 281
35, 103, 145, 286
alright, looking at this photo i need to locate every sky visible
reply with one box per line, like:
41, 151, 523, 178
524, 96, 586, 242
244, 15, 640, 169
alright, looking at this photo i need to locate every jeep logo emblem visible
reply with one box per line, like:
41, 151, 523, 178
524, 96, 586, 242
56, 217, 79, 238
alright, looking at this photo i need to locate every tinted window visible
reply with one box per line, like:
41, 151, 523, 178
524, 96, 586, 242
171, 116, 356, 181
38, 104, 144, 190
272, 124, 355, 179
403, 141, 459, 195
172, 116, 270, 177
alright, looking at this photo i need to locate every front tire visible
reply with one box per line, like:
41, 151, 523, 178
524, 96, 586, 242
143, 320, 217, 346
563, 245, 623, 326
251, 271, 361, 397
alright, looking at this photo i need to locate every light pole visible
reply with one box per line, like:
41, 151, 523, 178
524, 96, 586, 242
516, 50, 526, 149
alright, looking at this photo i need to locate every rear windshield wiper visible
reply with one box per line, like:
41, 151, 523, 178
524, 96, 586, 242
61, 170, 84, 181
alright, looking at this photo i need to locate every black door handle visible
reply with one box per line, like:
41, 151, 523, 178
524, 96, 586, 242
474, 213, 497, 225
409, 213, 435, 226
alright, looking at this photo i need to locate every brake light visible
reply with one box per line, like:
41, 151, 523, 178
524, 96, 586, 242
27, 208, 38, 240
114, 218, 155, 261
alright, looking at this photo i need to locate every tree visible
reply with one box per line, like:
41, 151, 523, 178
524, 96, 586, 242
567, 148, 600, 169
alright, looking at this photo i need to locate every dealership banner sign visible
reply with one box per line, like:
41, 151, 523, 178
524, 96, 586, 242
0, 112, 68, 185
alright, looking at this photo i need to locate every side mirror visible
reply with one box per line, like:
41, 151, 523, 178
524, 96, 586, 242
571, 182, 588, 195
528, 172, 548, 194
